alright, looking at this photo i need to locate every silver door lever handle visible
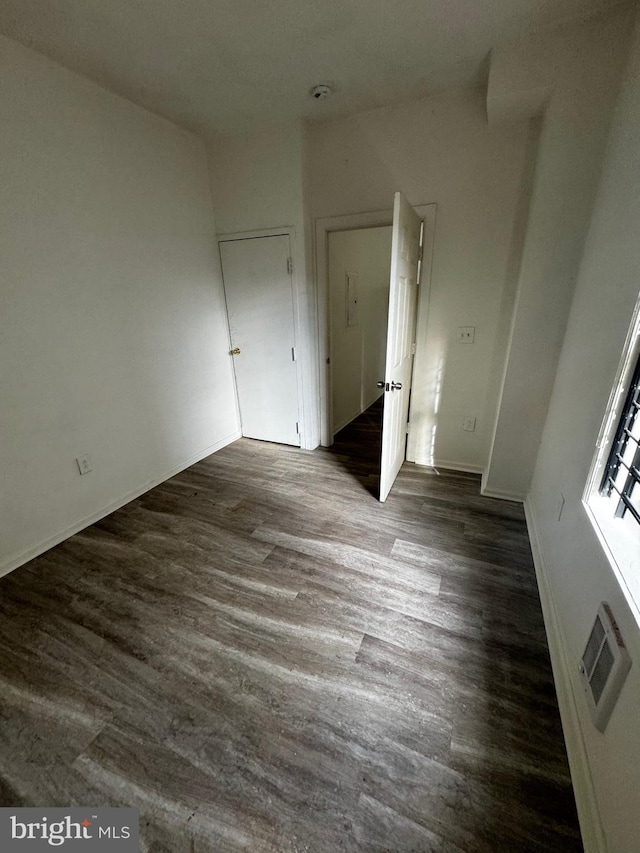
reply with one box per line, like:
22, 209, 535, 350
391, 381, 402, 390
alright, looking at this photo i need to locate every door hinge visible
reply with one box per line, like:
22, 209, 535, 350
406, 422, 411, 434
326, 357, 331, 365
295, 421, 300, 434
291, 347, 297, 362
287, 257, 293, 275
411, 342, 417, 356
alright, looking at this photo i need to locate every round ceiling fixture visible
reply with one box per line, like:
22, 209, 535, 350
310, 83, 333, 101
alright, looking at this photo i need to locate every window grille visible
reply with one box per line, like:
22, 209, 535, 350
600, 351, 640, 525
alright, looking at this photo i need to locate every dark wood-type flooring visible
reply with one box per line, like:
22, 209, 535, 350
0, 403, 582, 852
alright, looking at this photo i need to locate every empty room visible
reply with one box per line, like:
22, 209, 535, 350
1, 1, 639, 851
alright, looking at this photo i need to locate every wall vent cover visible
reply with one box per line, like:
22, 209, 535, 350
579, 602, 631, 731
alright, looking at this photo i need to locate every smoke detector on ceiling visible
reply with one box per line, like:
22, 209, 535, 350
310, 83, 333, 101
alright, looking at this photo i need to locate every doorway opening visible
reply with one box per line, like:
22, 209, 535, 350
316, 200, 436, 501
328, 225, 392, 438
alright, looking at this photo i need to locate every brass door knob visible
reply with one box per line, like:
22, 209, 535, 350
230, 347, 241, 355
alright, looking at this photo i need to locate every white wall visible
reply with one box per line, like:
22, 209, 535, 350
525, 10, 640, 851
207, 122, 319, 449
328, 226, 391, 433
484, 8, 634, 499
0, 34, 239, 575
310, 90, 533, 473
207, 121, 306, 236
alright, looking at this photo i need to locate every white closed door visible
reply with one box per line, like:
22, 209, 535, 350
220, 235, 300, 446
379, 192, 423, 502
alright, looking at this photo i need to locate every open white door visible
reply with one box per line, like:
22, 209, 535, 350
379, 192, 423, 502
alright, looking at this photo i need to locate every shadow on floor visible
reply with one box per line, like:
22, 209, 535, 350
327, 399, 383, 500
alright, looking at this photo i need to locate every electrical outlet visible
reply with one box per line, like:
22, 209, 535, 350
462, 416, 476, 432
76, 454, 92, 475
457, 326, 475, 344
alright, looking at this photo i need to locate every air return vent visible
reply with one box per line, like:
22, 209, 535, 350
579, 603, 631, 731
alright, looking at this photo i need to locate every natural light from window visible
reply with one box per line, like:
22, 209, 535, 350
584, 293, 640, 626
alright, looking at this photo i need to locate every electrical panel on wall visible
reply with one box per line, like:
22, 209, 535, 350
579, 602, 631, 732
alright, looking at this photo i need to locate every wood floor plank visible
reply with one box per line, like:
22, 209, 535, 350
0, 402, 582, 852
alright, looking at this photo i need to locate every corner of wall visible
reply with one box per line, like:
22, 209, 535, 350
0, 39, 241, 575
483, 9, 633, 501
524, 496, 607, 853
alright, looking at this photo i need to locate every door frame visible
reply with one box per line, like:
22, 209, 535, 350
217, 226, 307, 448
315, 204, 436, 452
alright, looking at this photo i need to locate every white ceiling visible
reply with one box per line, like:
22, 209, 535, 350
0, 0, 624, 136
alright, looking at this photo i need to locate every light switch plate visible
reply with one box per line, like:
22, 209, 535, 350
76, 454, 92, 475
457, 326, 475, 343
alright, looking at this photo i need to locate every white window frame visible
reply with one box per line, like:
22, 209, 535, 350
584, 291, 640, 626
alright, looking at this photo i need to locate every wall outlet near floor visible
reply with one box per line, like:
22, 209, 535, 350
76, 454, 92, 475
457, 326, 475, 343
462, 416, 476, 432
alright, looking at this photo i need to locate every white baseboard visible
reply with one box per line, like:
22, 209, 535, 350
412, 457, 485, 476
332, 393, 384, 438
524, 497, 607, 853
480, 471, 525, 502
332, 409, 362, 436
0, 429, 242, 581
362, 391, 384, 411
480, 485, 525, 502
410, 460, 524, 502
